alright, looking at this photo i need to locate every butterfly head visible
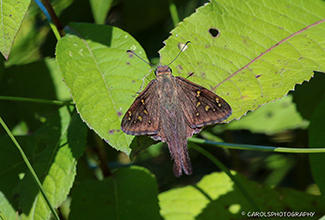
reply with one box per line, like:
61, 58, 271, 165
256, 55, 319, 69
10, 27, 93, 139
155, 65, 172, 77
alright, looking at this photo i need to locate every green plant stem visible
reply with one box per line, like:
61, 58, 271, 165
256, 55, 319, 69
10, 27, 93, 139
0, 96, 72, 106
39, 0, 65, 39
190, 137, 325, 153
0, 117, 60, 220
168, 0, 179, 27
191, 144, 261, 211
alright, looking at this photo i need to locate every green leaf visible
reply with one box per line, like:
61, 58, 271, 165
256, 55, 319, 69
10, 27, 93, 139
69, 166, 161, 220
90, 0, 113, 24
0, 0, 31, 59
160, 0, 325, 122
159, 171, 325, 219
0, 58, 71, 133
225, 95, 309, 134
16, 107, 87, 220
0, 191, 15, 220
309, 98, 325, 200
56, 23, 149, 155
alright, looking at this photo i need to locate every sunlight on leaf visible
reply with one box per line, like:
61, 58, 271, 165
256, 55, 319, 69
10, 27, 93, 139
56, 23, 150, 154
0, 0, 31, 59
159, 171, 325, 219
17, 107, 87, 220
161, 0, 325, 122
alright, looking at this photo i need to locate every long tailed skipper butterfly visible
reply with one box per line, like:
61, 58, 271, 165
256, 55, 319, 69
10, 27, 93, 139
121, 41, 232, 177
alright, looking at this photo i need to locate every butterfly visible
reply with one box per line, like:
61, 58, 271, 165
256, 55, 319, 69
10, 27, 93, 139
121, 43, 232, 177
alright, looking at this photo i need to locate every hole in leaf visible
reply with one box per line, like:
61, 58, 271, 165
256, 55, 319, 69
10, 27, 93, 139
209, 28, 219, 37
178, 42, 189, 52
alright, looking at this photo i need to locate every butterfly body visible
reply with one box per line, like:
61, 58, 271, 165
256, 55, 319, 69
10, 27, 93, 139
154, 66, 192, 176
121, 65, 232, 177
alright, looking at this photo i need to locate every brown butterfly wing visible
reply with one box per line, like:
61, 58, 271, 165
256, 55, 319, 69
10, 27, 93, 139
121, 80, 159, 136
175, 76, 232, 129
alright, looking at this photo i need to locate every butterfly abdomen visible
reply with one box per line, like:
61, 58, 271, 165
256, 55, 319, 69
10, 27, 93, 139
157, 75, 193, 177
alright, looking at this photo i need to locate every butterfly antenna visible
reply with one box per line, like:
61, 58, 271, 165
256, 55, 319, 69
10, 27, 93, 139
168, 41, 191, 66
127, 50, 154, 67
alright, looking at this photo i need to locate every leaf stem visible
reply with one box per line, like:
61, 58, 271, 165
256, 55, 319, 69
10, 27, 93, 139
191, 144, 261, 211
0, 96, 72, 106
168, 0, 179, 27
190, 137, 325, 153
34, 0, 65, 40
0, 117, 60, 220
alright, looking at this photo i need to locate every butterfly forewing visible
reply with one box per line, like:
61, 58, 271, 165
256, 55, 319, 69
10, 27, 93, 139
175, 76, 232, 128
121, 80, 159, 135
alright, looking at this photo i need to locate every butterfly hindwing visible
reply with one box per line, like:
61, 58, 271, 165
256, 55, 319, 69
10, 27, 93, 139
175, 76, 232, 128
121, 80, 159, 136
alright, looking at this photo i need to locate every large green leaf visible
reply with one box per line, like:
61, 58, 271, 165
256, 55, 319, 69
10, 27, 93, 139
56, 0, 325, 154
0, 0, 31, 59
69, 166, 161, 220
15, 107, 87, 220
56, 23, 149, 154
159, 171, 325, 219
309, 98, 325, 200
161, 0, 325, 121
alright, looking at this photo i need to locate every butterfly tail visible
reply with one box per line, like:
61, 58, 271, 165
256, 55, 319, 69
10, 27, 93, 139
167, 139, 193, 177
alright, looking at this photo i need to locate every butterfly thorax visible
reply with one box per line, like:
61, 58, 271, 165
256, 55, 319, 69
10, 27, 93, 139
155, 65, 178, 110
